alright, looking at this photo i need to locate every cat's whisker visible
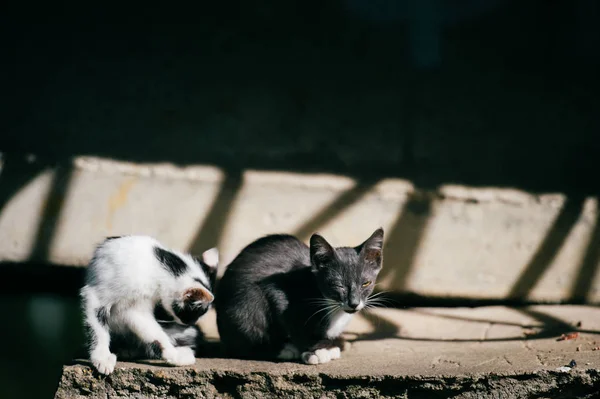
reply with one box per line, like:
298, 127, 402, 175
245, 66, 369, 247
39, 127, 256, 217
319, 305, 342, 325
367, 290, 391, 300
306, 298, 338, 306
305, 304, 339, 325
365, 297, 393, 309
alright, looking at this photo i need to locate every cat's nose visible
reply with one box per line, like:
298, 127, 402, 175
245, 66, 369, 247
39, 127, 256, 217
348, 299, 360, 310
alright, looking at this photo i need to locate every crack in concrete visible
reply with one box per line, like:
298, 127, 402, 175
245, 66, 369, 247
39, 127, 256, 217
503, 355, 514, 366
536, 354, 546, 366
431, 356, 461, 368
522, 341, 534, 351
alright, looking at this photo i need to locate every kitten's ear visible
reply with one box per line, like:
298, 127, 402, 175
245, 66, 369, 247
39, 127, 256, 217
358, 228, 384, 267
184, 287, 214, 304
201, 247, 219, 269
310, 233, 335, 270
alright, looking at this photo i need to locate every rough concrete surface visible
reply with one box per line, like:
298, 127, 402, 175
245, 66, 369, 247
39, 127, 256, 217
55, 306, 600, 398
1, 156, 599, 303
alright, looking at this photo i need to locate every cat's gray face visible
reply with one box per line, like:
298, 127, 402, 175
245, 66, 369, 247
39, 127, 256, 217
310, 228, 384, 314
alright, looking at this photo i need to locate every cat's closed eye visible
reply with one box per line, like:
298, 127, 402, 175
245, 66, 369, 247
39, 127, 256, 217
362, 281, 372, 288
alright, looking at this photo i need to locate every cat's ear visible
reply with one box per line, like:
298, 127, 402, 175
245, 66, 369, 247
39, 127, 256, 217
357, 228, 384, 267
310, 233, 335, 270
183, 287, 214, 304
201, 247, 219, 269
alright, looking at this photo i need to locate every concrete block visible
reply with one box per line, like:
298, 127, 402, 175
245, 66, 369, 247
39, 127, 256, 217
0, 156, 598, 303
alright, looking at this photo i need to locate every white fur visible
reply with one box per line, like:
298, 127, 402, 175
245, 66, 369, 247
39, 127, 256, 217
325, 309, 354, 339
81, 235, 217, 375
299, 306, 355, 365
328, 346, 341, 360
301, 347, 341, 365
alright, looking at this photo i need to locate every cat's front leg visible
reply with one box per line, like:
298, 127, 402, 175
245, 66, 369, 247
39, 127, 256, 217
123, 309, 196, 367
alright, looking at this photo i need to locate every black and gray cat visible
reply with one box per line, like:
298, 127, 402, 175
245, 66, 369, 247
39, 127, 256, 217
216, 228, 384, 364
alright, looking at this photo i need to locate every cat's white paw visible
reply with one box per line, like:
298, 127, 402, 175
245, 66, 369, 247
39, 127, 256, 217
91, 349, 117, 375
301, 349, 332, 365
163, 346, 196, 366
328, 347, 341, 360
277, 343, 301, 360
315, 348, 331, 363
301, 351, 320, 365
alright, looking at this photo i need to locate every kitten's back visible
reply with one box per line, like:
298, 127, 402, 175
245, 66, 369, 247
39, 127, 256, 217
215, 234, 312, 358
221, 234, 309, 281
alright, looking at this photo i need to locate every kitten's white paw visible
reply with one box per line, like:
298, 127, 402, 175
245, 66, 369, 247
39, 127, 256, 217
91, 349, 117, 375
164, 346, 196, 366
328, 347, 341, 360
277, 343, 301, 360
301, 351, 320, 365
301, 349, 332, 365
315, 348, 331, 363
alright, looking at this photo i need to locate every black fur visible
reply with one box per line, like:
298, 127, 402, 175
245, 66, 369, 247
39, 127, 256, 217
110, 321, 201, 360
215, 229, 384, 360
154, 246, 188, 276
105, 235, 123, 241
172, 300, 211, 326
154, 302, 175, 322
96, 307, 109, 326
149, 341, 163, 358
193, 256, 218, 288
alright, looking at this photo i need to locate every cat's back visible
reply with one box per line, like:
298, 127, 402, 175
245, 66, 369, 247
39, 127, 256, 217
222, 234, 309, 280
86, 235, 164, 285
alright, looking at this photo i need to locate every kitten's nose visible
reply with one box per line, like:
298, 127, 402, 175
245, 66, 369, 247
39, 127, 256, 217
348, 299, 360, 310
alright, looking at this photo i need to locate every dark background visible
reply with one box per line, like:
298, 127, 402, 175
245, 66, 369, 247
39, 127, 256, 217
0, 0, 598, 397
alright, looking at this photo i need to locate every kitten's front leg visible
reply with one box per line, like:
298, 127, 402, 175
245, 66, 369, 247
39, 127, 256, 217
123, 309, 196, 366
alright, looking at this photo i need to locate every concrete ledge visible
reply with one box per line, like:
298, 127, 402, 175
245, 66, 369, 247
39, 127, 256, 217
55, 306, 600, 398
1, 155, 599, 302
55, 366, 600, 399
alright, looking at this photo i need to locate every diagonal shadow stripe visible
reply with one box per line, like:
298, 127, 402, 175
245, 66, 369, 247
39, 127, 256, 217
569, 198, 600, 303
29, 161, 74, 262
508, 195, 586, 300
293, 179, 378, 242
187, 168, 243, 258
0, 154, 46, 218
377, 193, 433, 292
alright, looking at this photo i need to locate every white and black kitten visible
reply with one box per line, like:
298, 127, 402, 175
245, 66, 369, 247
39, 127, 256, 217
80, 235, 218, 374
216, 228, 384, 364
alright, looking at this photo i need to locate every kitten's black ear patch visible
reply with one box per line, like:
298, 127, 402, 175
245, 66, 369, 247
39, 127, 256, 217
154, 247, 188, 276
310, 233, 335, 266
193, 247, 219, 287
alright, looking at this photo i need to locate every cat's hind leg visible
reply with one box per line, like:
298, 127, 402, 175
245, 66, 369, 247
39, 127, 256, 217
81, 286, 117, 375
277, 343, 301, 361
120, 307, 196, 366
